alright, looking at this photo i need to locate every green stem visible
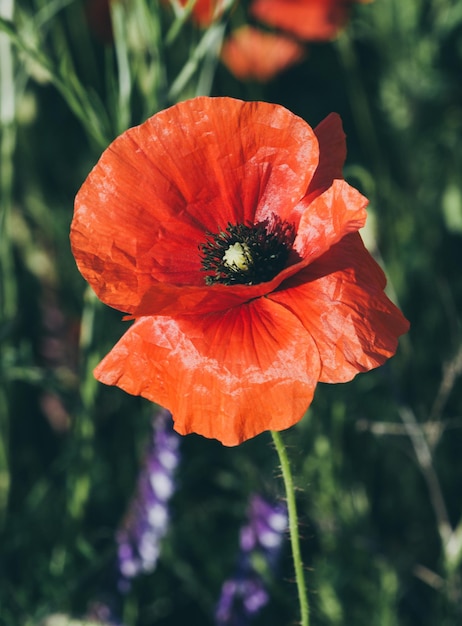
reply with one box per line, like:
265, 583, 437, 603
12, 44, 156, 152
271, 430, 309, 626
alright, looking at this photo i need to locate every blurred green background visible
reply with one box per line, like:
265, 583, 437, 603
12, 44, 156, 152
1, 0, 462, 624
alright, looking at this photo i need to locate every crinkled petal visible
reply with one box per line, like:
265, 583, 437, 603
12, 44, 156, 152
94, 298, 321, 445
269, 233, 410, 382
294, 179, 368, 263
71, 97, 319, 314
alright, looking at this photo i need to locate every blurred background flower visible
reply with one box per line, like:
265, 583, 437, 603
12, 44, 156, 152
116, 409, 181, 590
250, 0, 369, 41
220, 26, 305, 82
215, 494, 288, 625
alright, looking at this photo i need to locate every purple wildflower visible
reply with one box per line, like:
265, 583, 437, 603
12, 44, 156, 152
215, 494, 288, 626
116, 408, 180, 591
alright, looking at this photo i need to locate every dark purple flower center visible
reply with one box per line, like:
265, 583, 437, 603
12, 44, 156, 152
200, 214, 296, 286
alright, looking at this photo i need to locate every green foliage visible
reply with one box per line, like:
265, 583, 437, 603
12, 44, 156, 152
1, 0, 462, 624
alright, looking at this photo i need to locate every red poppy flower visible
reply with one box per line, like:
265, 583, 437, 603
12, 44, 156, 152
251, 0, 368, 41
71, 96, 409, 446
221, 26, 305, 82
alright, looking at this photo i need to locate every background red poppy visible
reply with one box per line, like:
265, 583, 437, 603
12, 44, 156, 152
251, 0, 366, 41
221, 26, 306, 82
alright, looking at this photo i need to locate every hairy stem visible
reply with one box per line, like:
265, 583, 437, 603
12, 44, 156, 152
271, 430, 309, 626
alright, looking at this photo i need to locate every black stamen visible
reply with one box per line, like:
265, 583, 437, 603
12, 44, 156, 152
200, 214, 296, 286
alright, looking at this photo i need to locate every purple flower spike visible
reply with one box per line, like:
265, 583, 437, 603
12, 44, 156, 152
216, 576, 269, 626
215, 494, 288, 626
116, 409, 180, 590
241, 494, 287, 553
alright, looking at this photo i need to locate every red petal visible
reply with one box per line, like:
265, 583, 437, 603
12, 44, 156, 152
94, 298, 321, 445
294, 179, 368, 263
269, 233, 410, 382
310, 113, 347, 195
71, 97, 318, 312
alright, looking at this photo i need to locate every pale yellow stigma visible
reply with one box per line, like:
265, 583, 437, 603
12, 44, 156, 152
222, 242, 251, 271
